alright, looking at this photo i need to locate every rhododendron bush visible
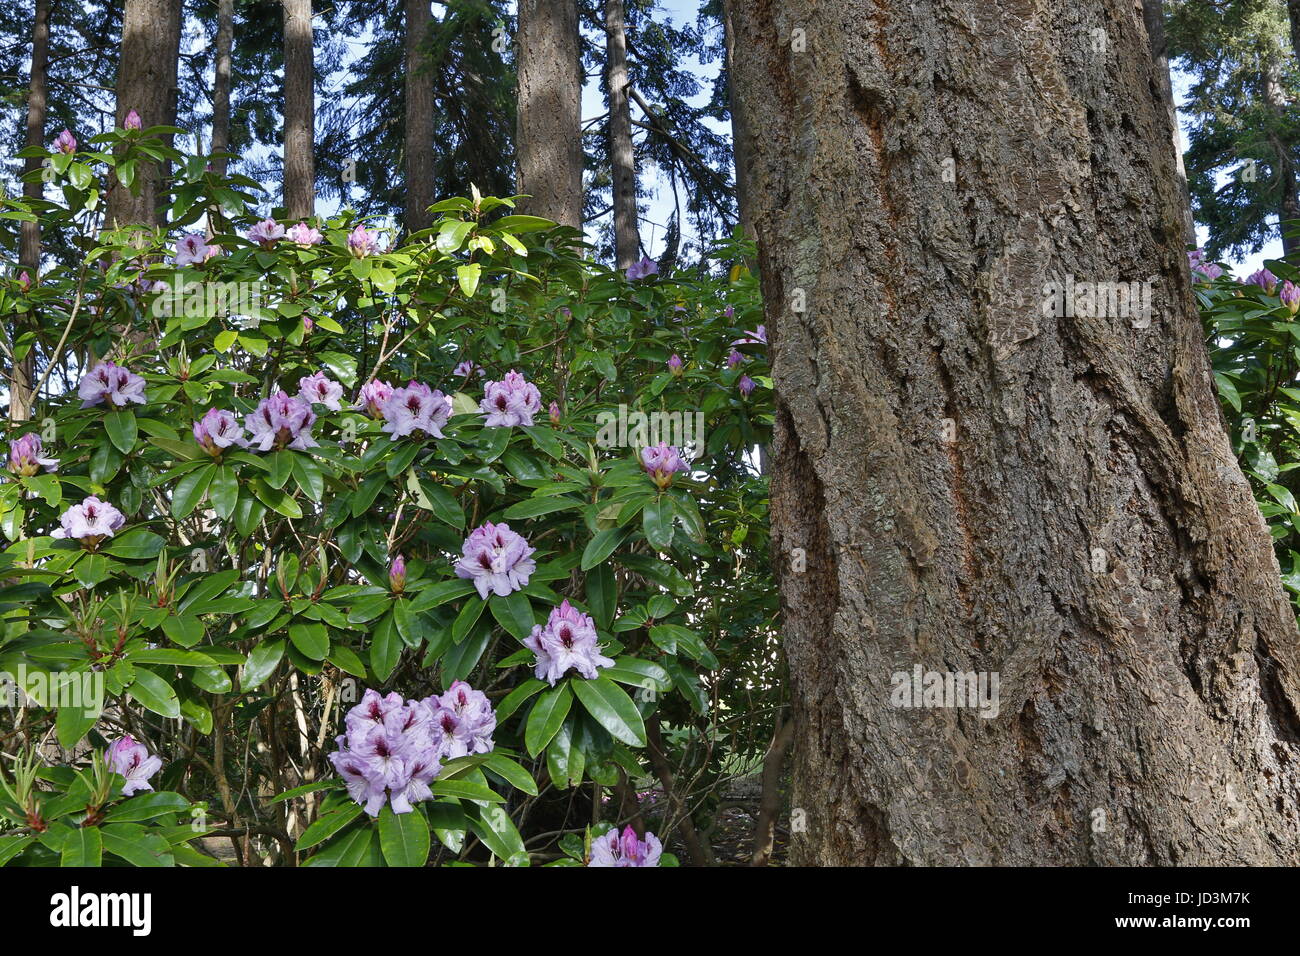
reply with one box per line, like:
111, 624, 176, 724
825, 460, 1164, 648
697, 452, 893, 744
0, 123, 777, 866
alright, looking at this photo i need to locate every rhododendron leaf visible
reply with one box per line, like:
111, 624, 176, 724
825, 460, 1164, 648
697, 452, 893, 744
158, 615, 206, 649
291, 455, 325, 501
495, 678, 546, 724
525, 683, 573, 757
477, 424, 510, 463
191, 665, 232, 694
209, 465, 239, 518
581, 526, 630, 570
289, 622, 329, 661
490, 591, 535, 642
104, 410, 137, 454
266, 451, 294, 490
171, 463, 214, 518
585, 564, 616, 629
250, 479, 303, 519
443, 625, 490, 682
451, 596, 486, 643
327, 646, 367, 678
467, 804, 528, 865
55, 703, 97, 750
456, 263, 481, 298
369, 612, 401, 681
482, 752, 539, 797
180, 696, 213, 734
102, 826, 174, 867
295, 803, 364, 851
60, 826, 101, 867
102, 791, 189, 823
416, 479, 465, 529
546, 719, 585, 789
427, 802, 467, 853
502, 495, 582, 520
303, 826, 376, 867
602, 656, 672, 692
128, 668, 180, 719
431, 778, 503, 802
378, 804, 431, 867
642, 498, 675, 551
242, 638, 285, 692
571, 675, 646, 747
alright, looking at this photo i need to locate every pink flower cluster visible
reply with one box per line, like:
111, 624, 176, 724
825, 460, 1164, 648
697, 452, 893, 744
381, 381, 450, 440
480, 370, 542, 428
7, 433, 58, 477
588, 825, 662, 867
525, 600, 615, 686
106, 735, 162, 796
454, 522, 536, 599
78, 361, 147, 408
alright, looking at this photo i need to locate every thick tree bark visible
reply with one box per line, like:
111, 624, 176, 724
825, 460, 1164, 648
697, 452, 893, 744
403, 0, 435, 234
107, 0, 182, 227
1263, 64, 1300, 258
730, 0, 1300, 865
282, 0, 315, 219
1140, 0, 1194, 247
211, 0, 234, 177
516, 0, 583, 229
720, 0, 755, 249
604, 0, 639, 268
11, 0, 50, 423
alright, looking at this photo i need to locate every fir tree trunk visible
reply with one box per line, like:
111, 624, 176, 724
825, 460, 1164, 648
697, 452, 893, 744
1140, 0, 1195, 248
107, 0, 182, 227
729, 0, 1300, 865
404, 0, 435, 234
516, 0, 583, 229
211, 0, 234, 178
11, 0, 49, 422
604, 0, 639, 268
282, 0, 315, 220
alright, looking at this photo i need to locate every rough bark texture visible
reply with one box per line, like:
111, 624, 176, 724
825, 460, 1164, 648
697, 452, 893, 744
1263, 63, 1300, 258
11, 0, 49, 423
107, 0, 181, 227
211, 0, 234, 177
604, 0, 640, 268
721, 0, 755, 250
282, 0, 315, 220
404, 0, 435, 234
1140, 0, 1194, 247
750, 716, 793, 866
516, 0, 583, 229
730, 0, 1300, 865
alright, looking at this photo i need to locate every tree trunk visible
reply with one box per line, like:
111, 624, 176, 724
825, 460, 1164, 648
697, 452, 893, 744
1288, 0, 1300, 70
282, 0, 315, 220
1140, 0, 1194, 248
11, 0, 50, 423
729, 0, 1300, 865
750, 715, 792, 866
403, 0, 435, 234
107, 0, 182, 227
720, 0, 755, 250
211, 0, 234, 177
1263, 64, 1300, 258
516, 0, 583, 229
604, 0, 639, 268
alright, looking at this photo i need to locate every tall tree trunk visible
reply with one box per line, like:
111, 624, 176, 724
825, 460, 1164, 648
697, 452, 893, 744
282, 0, 315, 220
107, 0, 182, 227
211, 0, 234, 177
1140, 0, 1194, 247
604, 0, 639, 268
730, 0, 1300, 865
720, 0, 755, 249
1287, 0, 1300, 70
403, 0, 435, 234
1263, 63, 1300, 258
11, 0, 50, 422
516, 0, 583, 229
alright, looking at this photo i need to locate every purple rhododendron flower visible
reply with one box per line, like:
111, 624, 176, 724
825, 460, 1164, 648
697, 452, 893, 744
245, 391, 318, 451
525, 600, 615, 686
640, 442, 689, 490
123, 109, 142, 131
389, 555, 406, 594
355, 379, 394, 419
549, 400, 561, 425
7, 433, 59, 477
193, 408, 247, 455
106, 735, 162, 797
727, 349, 744, 368
480, 370, 542, 428
173, 232, 213, 266
380, 381, 450, 439
453, 360, 481, 378
53, 129, 76, 153
247, 218, 285, 247
330, 690, 443, 816
667, 354, 684, 376
286, 222, 324, 246
626, 256, 658, 281
298, 371, 345, 411
1249, 268, 1278, 295
732, 325, 767, 346
455, 521, 537, 599
17, 270, 31, 292
1282, 281, 1300, 315
424, 681, 496, 759
78, 361, 147, 408
738, 374, 756, 397
52, 496, 125, 547
588, 825, 663, 867
347, 224, 380, 258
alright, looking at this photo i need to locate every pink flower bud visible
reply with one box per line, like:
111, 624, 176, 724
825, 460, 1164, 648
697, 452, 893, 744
390, 555, 407, 594
53, 129, 76, 154
123, 109, 142, 131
